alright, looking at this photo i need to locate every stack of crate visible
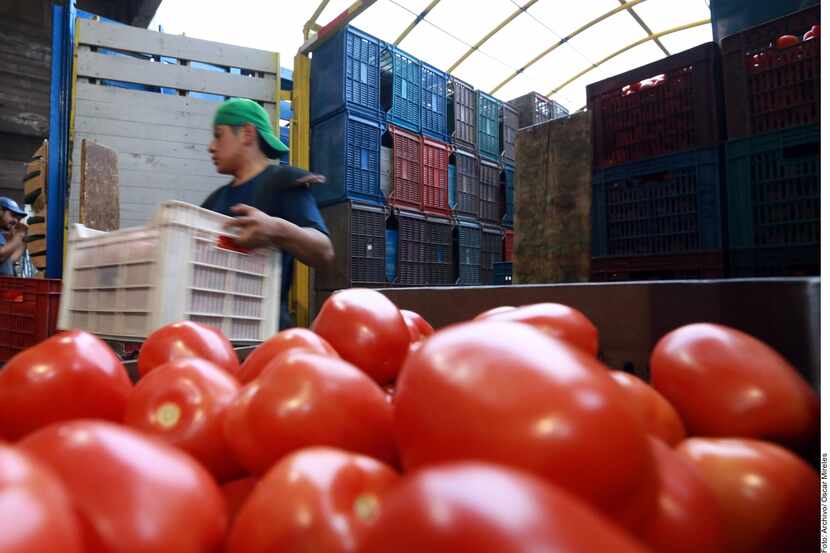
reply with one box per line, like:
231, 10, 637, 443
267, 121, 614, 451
720, 5, 820, 277
586, 42, 728, 281
310, 26, 517, 294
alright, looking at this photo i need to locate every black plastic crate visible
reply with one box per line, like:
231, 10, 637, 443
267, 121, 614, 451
591, 251, 726, 282
479, 158, 502, 224
501, 164, 514, 227
311, 109, 383, 207
592, 147, 724, 258
500, 103, 518, 164
452, 148, 479, 218
493, 262, 513, 285
551, 100, 569, 120
454, 218, 481, 285
317, 201, 387, 290
726, 124, 819, 250
476, 91, 501, 161
394, 210, 427, 286
507, 91, 553, 128
381, 44, 421, 133
480, 224, 503, 287
310, 26, 381, 123
721, 5, 820, 139
587, 42, 725, 170
448, 77, 476, 150
421, 62, 449, 141
424, 215, 453, 285
728, 245, 818, 277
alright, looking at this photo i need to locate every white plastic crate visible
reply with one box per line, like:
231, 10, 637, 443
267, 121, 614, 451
58, 201, 282, 343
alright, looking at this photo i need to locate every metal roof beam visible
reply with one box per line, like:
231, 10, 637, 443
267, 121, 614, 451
394, 0, 442, 46
617, 0, 670, 56
304, 0, 331, 39
299, 0, 378, 55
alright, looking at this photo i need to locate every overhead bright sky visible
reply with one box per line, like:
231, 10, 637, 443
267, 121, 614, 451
149, 0, 714, 112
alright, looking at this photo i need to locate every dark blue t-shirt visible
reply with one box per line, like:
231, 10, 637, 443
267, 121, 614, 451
201, 165, 328, 329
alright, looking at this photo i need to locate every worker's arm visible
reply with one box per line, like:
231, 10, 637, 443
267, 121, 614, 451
226, 204, 335, 271
0, 228, 25, 264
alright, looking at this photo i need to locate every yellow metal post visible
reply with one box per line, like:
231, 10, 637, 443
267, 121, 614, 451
289, 54, 312, 327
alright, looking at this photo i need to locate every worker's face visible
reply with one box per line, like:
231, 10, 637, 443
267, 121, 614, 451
1, 209, 18, 232
209, 125, 246, 175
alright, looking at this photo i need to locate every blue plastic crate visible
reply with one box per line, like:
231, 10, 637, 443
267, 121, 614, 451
421, 62, 448, 141
476, 91, 500, 161
493, 262, 513, 285
455, 217, 481, 285
311, 26, 381, 124
502, 164, 514, 228
448, 163, 457, 210
310, 109, 384, 207
381, 44, 421, 133
592, 147, 725, 258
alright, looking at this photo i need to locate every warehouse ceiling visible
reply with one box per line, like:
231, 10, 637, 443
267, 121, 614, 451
150, 0, 714, 112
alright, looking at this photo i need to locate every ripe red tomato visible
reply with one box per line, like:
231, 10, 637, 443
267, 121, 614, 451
19, 420, 227, 553
400, 310, 434, 339
650, 324, 819, 448
401, 312, 422, 343
224, 351, 397, 475
473, 305, 515, 319
358, 462, 652, 553
776, 34, 800, 48
311, 289, 410, 384
803, 24, 820, 40
227, 447, 399, 553
474, 302, 599, 356
639, 438, 723, 553
221, 477, 258, 525
0, 444, 84, 553
676, 437, 819, 553
138, 321, 239, 378
123, 357, 243, 482
237, 328, 338, 384
394, 321, 656, 529
0, 330, 132, 441
609, 371, 686, 446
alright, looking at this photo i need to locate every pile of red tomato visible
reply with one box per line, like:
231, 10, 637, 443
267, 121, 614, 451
0, 287, 820, 552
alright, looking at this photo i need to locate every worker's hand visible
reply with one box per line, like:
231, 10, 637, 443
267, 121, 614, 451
225, 204, 285, 249
13, 221, 27, 238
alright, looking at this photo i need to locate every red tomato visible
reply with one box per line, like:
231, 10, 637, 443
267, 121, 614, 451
473, 305, 515, 319
401, 312, 422, 343
803, 24, 820, 40
776, 34, 800, 48
395, 321, 657, 530
400, 310, 434, 338
0, 330, 132, 441
227, 447, 399, 553
650, 323, 819, 448
609, 371, 686, 446
474, 302, 599, 356
639, 438, 723, 553
221, 477, 258, 526
237, 328, 338, 384
138, 321, 239, 378
311, 289, 410, 384
224, 351, 397, 475
359, 462, 651, 553
123, 357, 243, 482
676, 437, 819, 553
19, 420, 227, 553
0, 444, 84, 553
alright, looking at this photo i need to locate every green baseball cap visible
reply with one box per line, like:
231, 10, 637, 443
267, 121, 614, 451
213, 98, 288, 158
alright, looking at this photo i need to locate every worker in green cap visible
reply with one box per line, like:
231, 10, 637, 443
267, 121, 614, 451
202, 98, 334, 329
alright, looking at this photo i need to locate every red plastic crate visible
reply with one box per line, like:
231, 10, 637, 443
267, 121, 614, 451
587, 42, 724, 170
0, 277, 62, 363
722, 5, 820, 139
421, 136, 451, 216
503, 229, 514, 261
387, 125, 421, 211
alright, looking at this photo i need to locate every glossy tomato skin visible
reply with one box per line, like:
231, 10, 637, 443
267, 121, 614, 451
123, 357, 243, 482
650, 324, 819, 447
358, 462, 652, 553
394, 320, 657, 529
19, 420, 227, 553
311, 289, 410, 384
221, 477, 258, 526
474, 303, 599, 356
400, 310, 434, 339
0, 444, 84, 553
639, 438, 723, 553
227, 447, 399, 553
473, 305, 516, 319
137, 321, 239, 378
0, 330, 132, 441
776, 34, 800, 48
676, 437, 819, 553
224, 351, 397, 475
237, 328, 338, 384
609, 371, 686, 446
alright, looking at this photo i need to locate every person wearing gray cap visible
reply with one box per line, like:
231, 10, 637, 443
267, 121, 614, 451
0, 197, 28, 277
